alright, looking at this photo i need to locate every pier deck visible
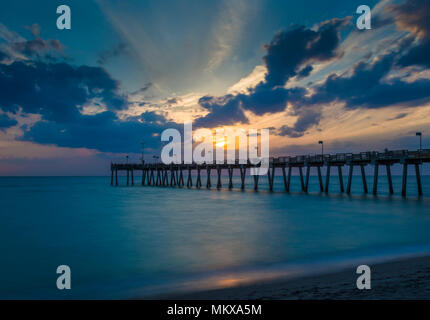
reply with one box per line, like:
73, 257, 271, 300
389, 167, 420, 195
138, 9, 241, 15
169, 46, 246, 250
111, 149, 430, 196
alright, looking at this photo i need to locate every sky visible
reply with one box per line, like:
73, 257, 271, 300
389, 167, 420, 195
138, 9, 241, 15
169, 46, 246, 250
0, 0, 429, 175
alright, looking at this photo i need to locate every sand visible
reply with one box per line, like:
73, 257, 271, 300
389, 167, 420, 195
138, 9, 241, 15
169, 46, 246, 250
161, 255, 430, 299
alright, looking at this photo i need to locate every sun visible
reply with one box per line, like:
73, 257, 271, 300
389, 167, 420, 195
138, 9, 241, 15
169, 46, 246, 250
215, 137, 226, 148
215, 141, 225, 148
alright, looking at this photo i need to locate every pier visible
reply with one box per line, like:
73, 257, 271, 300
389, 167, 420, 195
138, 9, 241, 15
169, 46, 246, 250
111, 149, 430, 196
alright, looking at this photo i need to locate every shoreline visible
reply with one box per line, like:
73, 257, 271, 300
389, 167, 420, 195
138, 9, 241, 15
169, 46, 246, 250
154, 254, 430, 300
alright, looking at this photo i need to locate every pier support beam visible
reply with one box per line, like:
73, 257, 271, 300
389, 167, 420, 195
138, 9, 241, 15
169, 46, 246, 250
115, 169, 118, 186
206, 167, 211, 188
402, 163, 408, 197
150, 169, 155, 185
325, 165, 331, 193
163, 168, 169, 186
305, 166, 310, 192
156, 168, 161, 186
216, 166, 222, 189
240, 166, 246, 190
317, 166, 324, 192
373, 164, 379, 195
386, 164, 393, 194
268, 166, 275, 191
170, 167, 177, 186
360, 165, 367, 193
228, 166, 233, 189
253, 172, 259, 191
110, 169, 114, 186
187, 167, 193, 188
299, 167, 305, 192
338, 166, 344, 193
415, 163, 423, 196
347, 165, 353, 194
126, 169, 129, 186
196, 167, 202, 188
287, 166, 292, 192
142, 168, 146, 185
281, 166, 287, 191
131, 169, 134, 186
178, 168, 184, 187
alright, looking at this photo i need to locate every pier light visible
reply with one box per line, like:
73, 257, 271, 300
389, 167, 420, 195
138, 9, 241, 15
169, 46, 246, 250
416, 132, 422, 152
318, 141, 324, 157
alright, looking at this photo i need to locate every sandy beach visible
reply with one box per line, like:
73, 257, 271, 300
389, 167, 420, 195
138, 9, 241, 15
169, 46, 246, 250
161, 255, 430, 300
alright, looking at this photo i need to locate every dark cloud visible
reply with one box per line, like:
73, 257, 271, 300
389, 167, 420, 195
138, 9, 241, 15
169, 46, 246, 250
194, 94, 248, 128
296, 65, 313, 79
0, 50, 9, 63
0, 113, 17, 130
131, 82, 152, 95
388, 112, 408, 120
263, 18, 349, 87
9, 23, 63, 59
391, 0, 430, 37
0, 61, 128, 123
194, 18, 349, 128
308, 52, 430, 109
166, 97, 181, 104
390, 0, 430, 68
139, 111, 167, 124
0, 59, 177, 153
0, 27, 177, 154
275, 109, 321, 138
97, 43, 129, 65
22, 110, 179, 153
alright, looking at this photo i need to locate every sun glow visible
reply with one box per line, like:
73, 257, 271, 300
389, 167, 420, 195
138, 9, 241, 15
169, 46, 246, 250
215, 139, 226, 148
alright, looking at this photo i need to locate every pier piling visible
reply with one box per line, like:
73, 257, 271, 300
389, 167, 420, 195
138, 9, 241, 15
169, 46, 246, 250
415, 163, 423, 196
386, 164, 393, 194
347, 165, 353, 194
373, 164, 379, 195
360, 165, 367, 193
402, 163, 408, 197
338, 166, 344, 193
325, 165, 331, 193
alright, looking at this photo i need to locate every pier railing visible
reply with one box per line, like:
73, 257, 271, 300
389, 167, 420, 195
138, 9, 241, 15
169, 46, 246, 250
111, 149, 430, 196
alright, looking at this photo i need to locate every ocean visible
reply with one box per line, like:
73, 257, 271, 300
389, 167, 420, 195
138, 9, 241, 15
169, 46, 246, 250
1, 173, 430, 299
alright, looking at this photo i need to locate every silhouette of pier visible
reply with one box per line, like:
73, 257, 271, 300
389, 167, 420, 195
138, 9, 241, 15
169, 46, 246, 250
111, 149, 429, 196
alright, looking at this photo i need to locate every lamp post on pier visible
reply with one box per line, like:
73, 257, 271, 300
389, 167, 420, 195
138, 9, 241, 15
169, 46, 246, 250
416, 132, 422, 153
319, 140, 324, 158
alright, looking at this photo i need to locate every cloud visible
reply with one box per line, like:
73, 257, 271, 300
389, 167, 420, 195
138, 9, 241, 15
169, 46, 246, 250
97, 42, 129, 65
194, 94, 248, 128
388, 112, 408, 120
0, 28, 178, 153
0, 23, 63, 62
275, 109, 322, 138
131, 82, 153, 95
22, 110, 179, 153
194, 18, 349, 128
0, 60, 128, 123
262, 18, 349, 87
390, 0, 430, 68
296, 65, 313, 80
0, 113, 17, 130
308, 51, 430, 109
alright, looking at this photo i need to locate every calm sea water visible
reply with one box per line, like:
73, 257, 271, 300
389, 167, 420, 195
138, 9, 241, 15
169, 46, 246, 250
1, 173, 430, 299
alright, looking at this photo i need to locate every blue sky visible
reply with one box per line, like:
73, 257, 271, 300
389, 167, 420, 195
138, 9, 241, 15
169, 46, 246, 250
0, 0, 429, 175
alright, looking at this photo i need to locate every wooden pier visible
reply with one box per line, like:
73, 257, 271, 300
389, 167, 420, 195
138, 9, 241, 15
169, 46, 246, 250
111, 149, 429, 196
